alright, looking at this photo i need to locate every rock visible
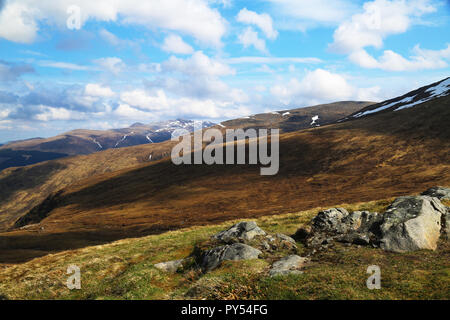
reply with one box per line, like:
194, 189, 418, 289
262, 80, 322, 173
154, 259, 185, 273
421, 186, 450, 200
339, 233, 371, 245
212, 221, 266, 244
201, 243, 262, 272
275, 233, 296, 245
379, 196, 446, 252
312, 208, 349, 233
269, 255, 308, 277
292, 225, 311, 242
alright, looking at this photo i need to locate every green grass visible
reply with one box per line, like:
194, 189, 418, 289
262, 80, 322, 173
0, 198, 448, 300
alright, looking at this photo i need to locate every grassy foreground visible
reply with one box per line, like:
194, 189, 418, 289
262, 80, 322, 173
0, 198, 449, 300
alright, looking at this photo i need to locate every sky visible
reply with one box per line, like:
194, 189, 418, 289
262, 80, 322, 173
0, 0, 449, 143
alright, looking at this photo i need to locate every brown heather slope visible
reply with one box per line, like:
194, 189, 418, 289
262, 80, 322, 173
0, 140, 178, 232
0, 101, 368, 233
0, 96, 448, 263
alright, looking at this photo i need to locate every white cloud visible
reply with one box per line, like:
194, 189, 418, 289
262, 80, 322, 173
330, 0, 435, 54
94, 57, 126, 74
161, 34, 194, 54
120, 89, 169, 111
0, 0, 227, 47
38, 60, 91, 71
0, 3, 38, 43
114, 103, 156, 120
238, 27, 267, 53
267, 0, 358, 29
85, 84, 115, 97
34, 105, 87, 121
329, 0, 447, 71
163, 51, 235, 76
236, 8, 278, 39
349, 44, 450, 71
270, 69, 381, 105
224, 56, 321, 64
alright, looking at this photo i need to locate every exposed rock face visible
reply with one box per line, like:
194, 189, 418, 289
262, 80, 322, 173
421, 186, 450, 200
154, 259, 185, 273
297, 208, 382, 250
269, 255, 308, 277
212, 221, 266, 244
201, 243, 262, 272
379, 196, 446, 252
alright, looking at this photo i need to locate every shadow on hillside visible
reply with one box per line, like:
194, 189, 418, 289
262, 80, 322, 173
0, 227, 174, 263
0, 161, 67, 205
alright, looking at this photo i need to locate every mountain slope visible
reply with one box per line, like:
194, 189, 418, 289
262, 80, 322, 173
221, 101, 373, 131
347, 77, 450, 119
0, 101, 367, 232
0, 90, 448, 263
0, 120, 215, 171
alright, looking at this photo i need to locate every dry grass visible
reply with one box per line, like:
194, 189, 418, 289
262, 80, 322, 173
0, 198, 448, 300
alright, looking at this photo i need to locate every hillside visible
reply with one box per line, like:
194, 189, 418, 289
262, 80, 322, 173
221, 101, 373, 131
0, 120, 216, 171
0, 101, 367, 233
0, 90, 448, 263
0, 198, 448, 300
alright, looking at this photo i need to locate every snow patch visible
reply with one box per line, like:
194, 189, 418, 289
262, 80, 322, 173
311, 115, 319, 126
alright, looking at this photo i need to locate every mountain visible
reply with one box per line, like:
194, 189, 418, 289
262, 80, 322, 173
0, 101, 371, 235
220, 101, 373, 131
345, 77, 450, 120
0, 80, 448, 263
0, 120, 215, 171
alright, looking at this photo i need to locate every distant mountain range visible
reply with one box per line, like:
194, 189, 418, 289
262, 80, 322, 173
0, 119, 215, 171
0, 102, 373, 171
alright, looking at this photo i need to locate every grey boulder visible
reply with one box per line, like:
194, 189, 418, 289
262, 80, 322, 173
201, 243, 262, 272
212, 221, 266, 244
380, 196, 446, 252
269, 255, 308, 277
421, 186, 450, 200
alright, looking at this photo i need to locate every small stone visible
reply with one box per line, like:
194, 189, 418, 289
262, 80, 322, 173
154, 259, 185, 273
269, 255, 308, 277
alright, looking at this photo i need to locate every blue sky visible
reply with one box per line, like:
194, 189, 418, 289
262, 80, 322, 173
0, 0, 449, 142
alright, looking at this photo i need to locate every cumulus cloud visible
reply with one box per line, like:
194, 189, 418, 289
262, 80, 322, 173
0, 0, 227, 47
236, 8, 278, 39
238, 27, 267, 53
85, 84, 115, 97
161, 34, 194, 54
330, 0, 448, 71
270, 69, 381, 105
0, 2, 38, 43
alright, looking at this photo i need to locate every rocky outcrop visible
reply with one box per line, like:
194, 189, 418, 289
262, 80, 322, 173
212, 221, 266, 244
201, 243, 262, 272
379, 196, 446, 252
269, 255, 309, 277
421, 186, 450, 200
294, 190, 449, 253
295, 208, 382, 250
